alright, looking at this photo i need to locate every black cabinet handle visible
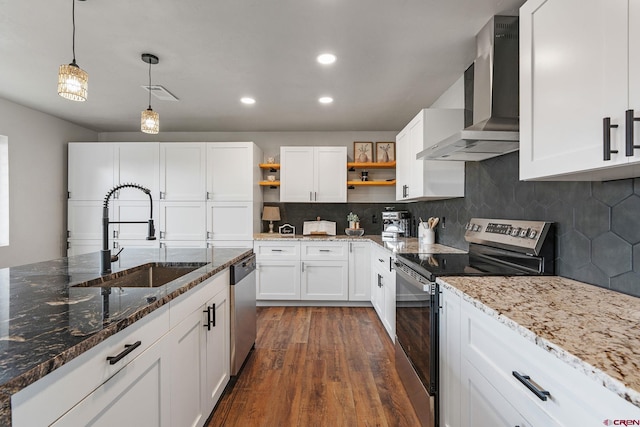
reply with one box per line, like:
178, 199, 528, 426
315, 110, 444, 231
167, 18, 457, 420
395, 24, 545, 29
512, 371, 550, 401
319, 249, 331, 252
271, 249, 283, 252
377, 274, 383, 287
107, 341, 141, 365
603, 117, 619, 160
625, 109, 640, 156
211, 304, 216, 328
204, 306, 212, 331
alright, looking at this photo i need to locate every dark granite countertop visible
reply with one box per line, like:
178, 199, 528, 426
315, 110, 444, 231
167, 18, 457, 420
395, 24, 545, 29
0, 247, 251, 425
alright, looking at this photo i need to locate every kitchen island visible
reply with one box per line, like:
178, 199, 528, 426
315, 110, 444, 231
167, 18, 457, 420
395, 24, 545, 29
0, 247, 251, 426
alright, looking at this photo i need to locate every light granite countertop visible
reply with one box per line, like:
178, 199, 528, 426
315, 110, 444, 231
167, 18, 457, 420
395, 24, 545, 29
438, 275, 640, 408
253, 234, 467, 255
0, 247, 251, 426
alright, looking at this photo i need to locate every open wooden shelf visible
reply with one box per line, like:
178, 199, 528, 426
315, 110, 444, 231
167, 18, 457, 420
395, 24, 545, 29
259, 163, 280, 171
347, 161, 396, 170
259, 181, 281, 187
347, 179, 396, 187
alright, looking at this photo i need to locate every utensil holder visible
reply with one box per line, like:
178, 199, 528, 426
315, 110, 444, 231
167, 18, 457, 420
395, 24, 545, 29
419, 228, 435, 245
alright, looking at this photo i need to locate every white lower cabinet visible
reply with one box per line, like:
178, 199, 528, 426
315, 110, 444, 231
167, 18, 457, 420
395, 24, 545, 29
301, 260, 349, 300
159, 201, 206, 242
348, 241, 371, 301
169, 281, 229, 427
52, 338, 170, 427
256, 261, 301, 300
370, 243, 395, 340
12, 271, 231, 427
439, 282, 640, 427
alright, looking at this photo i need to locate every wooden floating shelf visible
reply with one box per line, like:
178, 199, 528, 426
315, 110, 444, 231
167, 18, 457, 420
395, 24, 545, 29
259, 181, 281, 187
347, 180, 396, 187
259, 163, 280, 170
347, 161, 396, 170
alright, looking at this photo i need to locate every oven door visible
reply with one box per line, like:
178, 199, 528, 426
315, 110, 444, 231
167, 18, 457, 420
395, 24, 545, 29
395, 264, 438, 395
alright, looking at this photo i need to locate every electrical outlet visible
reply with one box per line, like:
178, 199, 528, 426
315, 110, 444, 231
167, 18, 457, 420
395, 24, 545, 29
442, 216, 446, 228
372, 214, 378, 224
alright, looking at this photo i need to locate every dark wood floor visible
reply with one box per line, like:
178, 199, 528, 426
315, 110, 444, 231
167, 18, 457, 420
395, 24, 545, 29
208, 306, 420, 427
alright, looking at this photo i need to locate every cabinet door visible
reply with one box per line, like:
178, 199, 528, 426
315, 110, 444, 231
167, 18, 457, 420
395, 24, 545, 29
159, 143, 206, 201
280, 146, 315, 202
116, 143, 160, 200
52, 338, 170, 427
207, 142, 254, 201
301, 260, 348, 300
206, 201, 253, 241
256, 261, 301, 300
381, 264, 396, 340
159, 201, 206, 241
460, 359, 532, 427
67, 240, 102, 257
169, 304, 207, 427
314, 146, 347, 202
440, 286, 462, 427
348, 242, 371, 301
68, 143, 115, 200
113, 200, 159, 241
67, 201, 110, 240
395, 127, 411, 200
203, 288, 230, 412
629, 1, 640, 162
407, 115, 425, 198
520, 0, 628, 179
371, 270, 385, 321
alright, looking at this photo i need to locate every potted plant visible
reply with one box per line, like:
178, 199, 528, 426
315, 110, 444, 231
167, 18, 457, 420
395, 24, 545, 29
347, 212, 359, 229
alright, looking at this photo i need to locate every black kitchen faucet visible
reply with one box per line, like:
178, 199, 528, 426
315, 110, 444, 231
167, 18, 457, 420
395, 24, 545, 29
101, 183, 156, 275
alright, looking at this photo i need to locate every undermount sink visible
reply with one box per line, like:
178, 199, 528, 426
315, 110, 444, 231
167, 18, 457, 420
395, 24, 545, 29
73, 262, 209, 288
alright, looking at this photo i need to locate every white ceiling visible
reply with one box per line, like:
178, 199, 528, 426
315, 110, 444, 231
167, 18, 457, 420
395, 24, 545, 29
0, 0, 525, 133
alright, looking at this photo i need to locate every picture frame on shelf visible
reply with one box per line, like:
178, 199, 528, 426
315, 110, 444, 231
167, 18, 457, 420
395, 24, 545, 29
375, 141, 395, 163
354, 141, 374, 163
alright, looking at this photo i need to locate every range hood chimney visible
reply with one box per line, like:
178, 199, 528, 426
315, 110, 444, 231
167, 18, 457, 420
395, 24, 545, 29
417, 15, 519, 161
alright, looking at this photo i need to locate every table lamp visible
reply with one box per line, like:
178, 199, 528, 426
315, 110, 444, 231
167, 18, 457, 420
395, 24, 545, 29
262, 206, 281, 233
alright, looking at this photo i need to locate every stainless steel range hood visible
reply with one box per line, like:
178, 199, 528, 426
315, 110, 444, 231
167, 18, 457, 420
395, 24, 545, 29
417, 15, 519, 161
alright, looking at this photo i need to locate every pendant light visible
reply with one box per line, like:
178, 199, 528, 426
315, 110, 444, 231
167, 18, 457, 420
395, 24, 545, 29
141, 53, 159, 134
58, 0, 88, 101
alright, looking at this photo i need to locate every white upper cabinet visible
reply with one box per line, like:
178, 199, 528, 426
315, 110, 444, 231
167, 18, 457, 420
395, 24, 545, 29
206, 142, 257, 202
116, 143, 160, 200
68, 143, 115, 200
520, 0, 640, 180
159, 143, 207, 201
395, 109, 465, 201
280, 146, 347, 203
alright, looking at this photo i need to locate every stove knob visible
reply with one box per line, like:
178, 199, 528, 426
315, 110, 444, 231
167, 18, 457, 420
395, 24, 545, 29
519, 228, 529, 238
511, 227, 520, 237
528, 229, 538, 239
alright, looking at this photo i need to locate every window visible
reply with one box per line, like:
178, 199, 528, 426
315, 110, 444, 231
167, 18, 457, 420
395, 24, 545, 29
0, 136, 8, 247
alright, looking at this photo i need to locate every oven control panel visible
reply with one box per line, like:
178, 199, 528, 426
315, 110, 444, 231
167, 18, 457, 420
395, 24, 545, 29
464, 218, 553, 255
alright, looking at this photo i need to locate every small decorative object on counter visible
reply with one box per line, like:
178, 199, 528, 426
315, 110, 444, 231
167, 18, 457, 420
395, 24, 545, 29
262, 206, 281, 233
347, 212, 359, 229
278, 223, 295, 236
345, 228, 365, 237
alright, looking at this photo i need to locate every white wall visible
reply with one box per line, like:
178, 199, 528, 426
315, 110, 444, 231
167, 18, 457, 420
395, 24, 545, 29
429, 75, 464, 109
0, 98, 97, 268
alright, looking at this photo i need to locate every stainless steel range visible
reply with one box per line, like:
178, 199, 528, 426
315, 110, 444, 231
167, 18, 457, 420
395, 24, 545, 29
394, 218, 555, 427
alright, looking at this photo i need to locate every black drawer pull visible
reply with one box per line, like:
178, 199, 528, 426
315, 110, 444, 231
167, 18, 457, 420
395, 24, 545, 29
271, 249, 283, 252
512, 371, 550, 401
319, 249, 331, 252
107, 341, 142, 365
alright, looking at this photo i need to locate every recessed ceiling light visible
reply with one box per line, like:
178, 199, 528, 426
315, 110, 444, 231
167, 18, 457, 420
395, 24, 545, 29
319, 96, 333, 104
317, 53, 337, 65
241, 97, 256, 105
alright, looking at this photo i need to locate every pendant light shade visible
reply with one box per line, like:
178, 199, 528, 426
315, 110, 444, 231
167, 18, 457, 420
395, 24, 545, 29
141, 53, 159, 134
58, 0, 88, 101
141, 108, 159, 134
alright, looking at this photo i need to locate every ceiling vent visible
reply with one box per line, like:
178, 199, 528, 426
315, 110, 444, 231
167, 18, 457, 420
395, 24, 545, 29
142, 85, 179, 102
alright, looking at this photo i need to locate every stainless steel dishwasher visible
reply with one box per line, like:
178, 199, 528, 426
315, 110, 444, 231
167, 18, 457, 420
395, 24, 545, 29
229, 254, 257, 376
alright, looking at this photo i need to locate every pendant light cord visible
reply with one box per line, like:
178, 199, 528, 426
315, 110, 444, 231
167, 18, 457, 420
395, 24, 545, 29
148, 61, 152, 109
71, 0, 77, 63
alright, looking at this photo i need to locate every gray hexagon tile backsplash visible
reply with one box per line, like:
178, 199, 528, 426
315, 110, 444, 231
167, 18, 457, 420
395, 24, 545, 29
273, 151, 640, 297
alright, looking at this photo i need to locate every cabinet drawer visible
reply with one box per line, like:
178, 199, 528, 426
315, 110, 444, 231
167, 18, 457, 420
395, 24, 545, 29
12, 306, 170, 427
371, 244, 394, 273
461, 299, 640, 424
301, 242, 348, 260
254, 241, 300, 260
